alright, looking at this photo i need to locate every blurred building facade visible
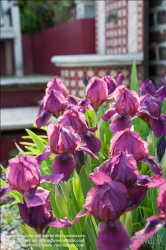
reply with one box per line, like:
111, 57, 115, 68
1, 0, 166, 162
52, 0, 166, 95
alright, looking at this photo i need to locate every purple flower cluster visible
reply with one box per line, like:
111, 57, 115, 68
130, 181, 166, 250
0, 153, 73, 234
0, 74, 166, 250
103, 79, 166, 137
72, 131, 164, 250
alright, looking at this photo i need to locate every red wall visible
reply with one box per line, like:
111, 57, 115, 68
32, 18, 95, 75
22, 34, 34, 74
1, 18, 95, 76
0, 40, 15, 76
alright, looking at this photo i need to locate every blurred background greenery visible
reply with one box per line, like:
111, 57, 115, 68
18, 0, 76, 33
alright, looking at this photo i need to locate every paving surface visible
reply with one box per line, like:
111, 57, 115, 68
1, 75, 54, 88
1, 107, 39, 131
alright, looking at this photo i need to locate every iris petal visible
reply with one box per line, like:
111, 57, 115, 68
97, 221, 130, 250
52, 154, 76, 182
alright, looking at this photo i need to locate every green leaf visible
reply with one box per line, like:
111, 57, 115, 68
60, 230, 69, 248
125, 211, 132, 237
9, 191, 23, 203
85, 219, 97, 250
25, 225, 44, 250
97, 105, 105, 120
19, 224, 41, 250
55, 184, 69, 217
160, 150, 166, 178
69, 245, 78, 250
79, 167, 93, 197
91, 217, 98, 236
0, 178, 6, 185
25, 129, 44, 152
130, 61, 139, 94
19, 223, 28, 235
162, 98, 166, 114
0, 164, 6, 173
149, 188, 159, 215
73, 170, 85, 209
15, 142, 25, 156
85, 109, 96, 128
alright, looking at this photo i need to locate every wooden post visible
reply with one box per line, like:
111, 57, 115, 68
5, 40, 13, 75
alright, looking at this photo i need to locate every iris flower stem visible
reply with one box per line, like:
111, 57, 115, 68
120, 212, 132, 237
161, 150, 166, 178
120, 213, 126, 225
124, 211, 132, 237
94, 111, 100, 139
148, 131, 156, 157
84, 154, 91, 175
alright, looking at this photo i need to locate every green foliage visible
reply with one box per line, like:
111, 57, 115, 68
2, 62, 166, 250
18, 0, 76, 33
130, 61, 139, 94
162, 98, 166, 114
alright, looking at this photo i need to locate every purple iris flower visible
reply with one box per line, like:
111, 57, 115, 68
36, 90, 67, 129
140, 79, 156, 96
66, 95, 90, 111
89, 171, 164, 211
73, 171, 163, 250
109, 129, 163, 175
93, 152, 139, 188
46, 76, 68, 97
58, 107, 101, 154
0, 153, 63, 208
18, 199, 72, 235
137, 94, 166, 137
74, 177, 130, 250
86, 76, 108, 111
157, 135, 166, 162
102, 76, 117, 95
130, 181, 166, 250
102, 74, 123, 96
155, 76, 166, 102
47, 123, 98, 181
102, 85, 140, 132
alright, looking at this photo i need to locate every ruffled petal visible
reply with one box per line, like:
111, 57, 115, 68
97, 220, 130, 250
40, 174, 64, 184
156, 135, 166, 162
125, 186, 147, 211
72, 209, 90, 224
18, 203, 30, 225
48, 218, 72, 228
102, 108, 116, 122
74, 150, 84, 174
157, 182, 166, 216
148, 175, 165, 188
82, 132, 101, 154
78, 146, 98, 160
151, 115, 166, 138
109, 129, 148, 161
139, 155, 163, 175
52, 154, 75, 182
109, 114, 132, 133
35, 150, 52, 165
130, 216, 165, 250
0, 184, 13, 201
89, 172, 111, 185
24, 187, 51, 208
36, 109, 53, 129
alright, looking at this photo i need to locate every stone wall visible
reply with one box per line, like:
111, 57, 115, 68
95, 0, 144, 55
60, 65, 143, 98
149, 0, 166, 86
